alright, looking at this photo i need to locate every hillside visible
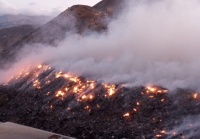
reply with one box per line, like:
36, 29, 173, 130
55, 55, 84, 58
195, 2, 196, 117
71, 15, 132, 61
0, 1, 200, 139
0, 5, 108, 66
0, 25, 36, 50
94, 0, 128, 17
0, 0, 129, 66
0, 64, 199, 139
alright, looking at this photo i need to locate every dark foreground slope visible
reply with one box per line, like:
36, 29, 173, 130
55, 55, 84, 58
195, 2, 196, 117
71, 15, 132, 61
0, 65, 199, 139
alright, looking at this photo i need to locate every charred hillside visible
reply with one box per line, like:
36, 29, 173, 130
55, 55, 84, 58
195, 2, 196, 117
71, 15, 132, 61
0, 64, 200, 139
2, 1, 199, 139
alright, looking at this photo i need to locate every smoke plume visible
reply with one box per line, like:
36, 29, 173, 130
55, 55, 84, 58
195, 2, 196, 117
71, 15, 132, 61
1, 0, 200, 91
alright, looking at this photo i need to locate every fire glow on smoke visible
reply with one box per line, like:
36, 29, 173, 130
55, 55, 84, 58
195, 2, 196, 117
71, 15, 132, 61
5, 64, 200, 138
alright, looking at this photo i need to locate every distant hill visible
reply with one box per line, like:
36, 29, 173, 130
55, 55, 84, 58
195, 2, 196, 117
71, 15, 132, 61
0, 14, 52, 29
0, 25, 36, 55
10, 5, 107, 46
8, 0, 128, 48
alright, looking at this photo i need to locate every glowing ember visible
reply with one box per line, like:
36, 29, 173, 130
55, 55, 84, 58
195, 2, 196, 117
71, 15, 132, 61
33, 80, 40, 87
90, 83, 95, 89
160, 130, 166, 133
64, 74, 70, 78
70, 77, 79, 82
24, 71, 29, 76
161, 98, 165, 102
37, 64, 42, 69
55, 90, 65, 97
193, 93, 198, 99
82, 95, 87, 99
84, 106, 90, 109
123, 113, 130, 117
73, 87, 78, 93
155, 134, 162, 137
55, 71, 63, 78
149, 95, 154, 98
65, 87, 69, 91
103, 84, 116, 96
146, 86, 168, 94
89, 95, 93, 99
46, 80, 51, 84
150, 87, 155, 92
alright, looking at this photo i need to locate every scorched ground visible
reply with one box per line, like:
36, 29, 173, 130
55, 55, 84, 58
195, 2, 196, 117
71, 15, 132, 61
0, 64, 200, 139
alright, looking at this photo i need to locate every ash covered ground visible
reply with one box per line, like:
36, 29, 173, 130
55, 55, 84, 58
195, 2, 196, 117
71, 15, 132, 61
0, 65, 200, 139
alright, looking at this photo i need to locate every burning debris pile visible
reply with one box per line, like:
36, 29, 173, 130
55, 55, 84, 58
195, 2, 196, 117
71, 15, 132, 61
0, 64, 200, 139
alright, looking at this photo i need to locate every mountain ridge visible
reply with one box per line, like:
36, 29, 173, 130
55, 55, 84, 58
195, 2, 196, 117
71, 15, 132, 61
0, 0, 127, 66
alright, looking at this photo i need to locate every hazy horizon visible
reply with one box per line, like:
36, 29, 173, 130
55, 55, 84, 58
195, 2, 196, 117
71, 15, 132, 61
0, 0, 101, 16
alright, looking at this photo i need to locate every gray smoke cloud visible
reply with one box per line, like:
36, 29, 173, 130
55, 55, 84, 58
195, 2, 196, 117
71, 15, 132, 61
1, 0, 200, 91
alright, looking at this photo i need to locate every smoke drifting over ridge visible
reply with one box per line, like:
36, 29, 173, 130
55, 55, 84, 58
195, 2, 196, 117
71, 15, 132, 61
1, 0, 200, 91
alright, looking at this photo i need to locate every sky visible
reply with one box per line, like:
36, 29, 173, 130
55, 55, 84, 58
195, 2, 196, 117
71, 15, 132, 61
0, 0, 101, 16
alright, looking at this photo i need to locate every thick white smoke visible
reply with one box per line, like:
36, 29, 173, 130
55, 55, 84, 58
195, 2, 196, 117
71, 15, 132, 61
1, 0, 200, 91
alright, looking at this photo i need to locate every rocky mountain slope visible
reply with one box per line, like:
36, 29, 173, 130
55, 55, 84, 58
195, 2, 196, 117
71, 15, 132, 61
0, 5, 108, 66
94, 0, 128, 17
12, 5, 107, 46
0, 0, 128, 66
